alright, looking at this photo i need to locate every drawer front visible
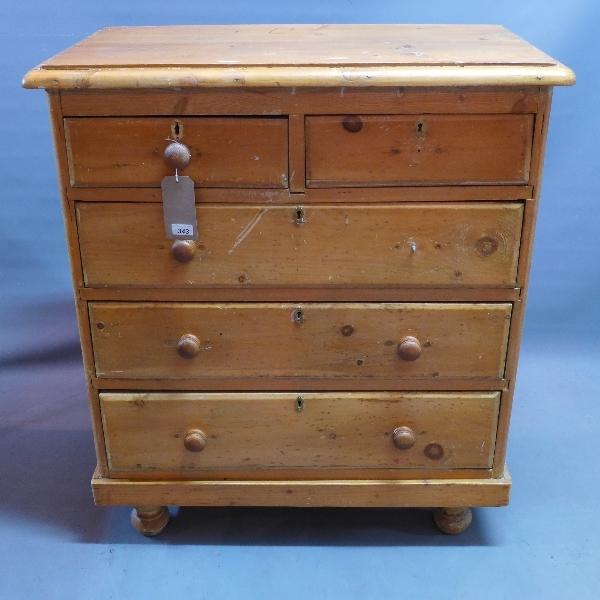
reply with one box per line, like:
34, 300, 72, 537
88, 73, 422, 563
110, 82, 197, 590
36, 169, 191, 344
306, 114, 533, 187
78, 202, 523, 288
90, 302, 511, 381
65, 117, 288, 188
100, 391, 500, 475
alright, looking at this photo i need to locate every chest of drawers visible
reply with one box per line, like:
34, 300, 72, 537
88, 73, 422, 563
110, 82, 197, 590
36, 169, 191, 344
24, 24, 574, 536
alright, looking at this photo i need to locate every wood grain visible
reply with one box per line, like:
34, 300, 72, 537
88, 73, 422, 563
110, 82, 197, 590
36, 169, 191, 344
85, 456, 494, 481
23, 25, 574, 89
77, 202, 524, 288
288, 114, 305, 192
100, 392, 500, 475
306, 114, 533, 187
35, 25, 559, 68
64, 117, 288, 188
92, 466, 512, 507
92, 376, 507, 392
89, 302, 512, 381
492, 89, 553, 476
46, 93, 110, 475
58, 88, 542, 117
24, 65, 575, 90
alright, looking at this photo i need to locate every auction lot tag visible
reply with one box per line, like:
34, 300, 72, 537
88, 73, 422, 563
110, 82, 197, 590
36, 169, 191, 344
161, 175, 198, 240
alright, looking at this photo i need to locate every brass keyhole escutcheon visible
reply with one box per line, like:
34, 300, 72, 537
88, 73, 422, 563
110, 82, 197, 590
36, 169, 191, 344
294, 206, 305, 225
171, 119, 183, 141
292, 307, 305, 324
295, 396, 304, 412
415, 119, 426, 137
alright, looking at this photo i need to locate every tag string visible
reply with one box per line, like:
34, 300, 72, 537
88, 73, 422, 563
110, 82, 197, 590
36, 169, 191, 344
166, 138, 181, 183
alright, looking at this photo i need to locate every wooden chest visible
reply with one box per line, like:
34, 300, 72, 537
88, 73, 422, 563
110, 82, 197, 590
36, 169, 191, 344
24, 24, 574, 535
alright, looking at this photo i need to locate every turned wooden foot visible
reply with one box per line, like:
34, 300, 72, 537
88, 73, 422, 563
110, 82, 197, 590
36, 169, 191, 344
130, 506, 170, 536
433, 507, 473, 534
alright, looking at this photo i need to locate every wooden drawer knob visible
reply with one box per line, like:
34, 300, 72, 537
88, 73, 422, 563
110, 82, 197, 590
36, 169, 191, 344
397, 336, 422, 361
184, 429, 207, 452
177, 333, 201, 358
171, 239, 196, 263
392, 426, 416, 450
164, 141, 191, 170
342, 115, 363, 133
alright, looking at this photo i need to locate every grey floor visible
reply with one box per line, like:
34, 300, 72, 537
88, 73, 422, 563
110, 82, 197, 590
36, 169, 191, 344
1, 298, 598, 599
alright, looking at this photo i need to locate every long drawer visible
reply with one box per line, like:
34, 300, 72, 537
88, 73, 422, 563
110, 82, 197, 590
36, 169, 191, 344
306, 114, 533, 187
89, 302, 512, 381
100, 391, 501, 476
65, 117, 289, 188
77, 202, 524, 288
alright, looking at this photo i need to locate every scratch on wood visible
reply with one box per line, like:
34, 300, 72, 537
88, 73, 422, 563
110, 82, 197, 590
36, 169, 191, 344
228, 208, 268, 254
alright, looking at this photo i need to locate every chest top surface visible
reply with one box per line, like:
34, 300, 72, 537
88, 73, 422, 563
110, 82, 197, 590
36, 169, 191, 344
23, 24, 574, 89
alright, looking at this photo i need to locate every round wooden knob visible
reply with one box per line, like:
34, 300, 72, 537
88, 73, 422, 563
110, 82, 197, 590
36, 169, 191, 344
184, 429, 207, 452
397, 336, 422, 361
164, 142, 191, 170
342, 115, 363, 133
177, 334, 201, 358
392, 426, 416, 450
171, 240, 196, 263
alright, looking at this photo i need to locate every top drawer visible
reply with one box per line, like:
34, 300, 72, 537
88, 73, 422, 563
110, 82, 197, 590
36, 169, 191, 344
64, 117, 289, 188
306, 114, 533, 187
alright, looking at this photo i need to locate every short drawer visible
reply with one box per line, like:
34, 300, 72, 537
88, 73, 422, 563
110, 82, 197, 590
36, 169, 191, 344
65, 117, 288, 188
100, 391, 500, 476
77, 202, 523, 288
306, 114, 533, 187
89, 302, 512, 382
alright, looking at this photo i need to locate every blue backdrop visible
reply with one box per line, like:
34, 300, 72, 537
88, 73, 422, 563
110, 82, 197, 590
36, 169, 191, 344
1, 2, 598, 354
1, 2, 598, 599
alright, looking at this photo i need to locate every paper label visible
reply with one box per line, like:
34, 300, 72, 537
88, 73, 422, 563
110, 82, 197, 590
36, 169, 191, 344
161, 175, 198, 240
171, 223, 194, 237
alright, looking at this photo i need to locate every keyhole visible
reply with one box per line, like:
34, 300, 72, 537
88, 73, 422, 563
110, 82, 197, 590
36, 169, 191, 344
292, 307, 304, 324
415, 120, 425, 138
295, 396, 304, 412
171, 120, 183, 141
294, 206, 305, 225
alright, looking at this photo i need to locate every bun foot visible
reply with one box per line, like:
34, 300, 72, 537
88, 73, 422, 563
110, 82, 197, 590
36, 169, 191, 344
433, 507, 472, 534
131, 506, 170, 536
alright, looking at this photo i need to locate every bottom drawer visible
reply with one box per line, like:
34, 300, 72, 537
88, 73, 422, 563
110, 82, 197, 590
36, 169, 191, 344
100, 392, 500, 477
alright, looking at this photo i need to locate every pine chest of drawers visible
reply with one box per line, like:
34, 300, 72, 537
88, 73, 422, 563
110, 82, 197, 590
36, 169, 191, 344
24, 24, 574, 535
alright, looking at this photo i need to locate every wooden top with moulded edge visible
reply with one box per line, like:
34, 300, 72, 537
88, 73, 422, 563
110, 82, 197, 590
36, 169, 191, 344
23, 24, 575, 89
